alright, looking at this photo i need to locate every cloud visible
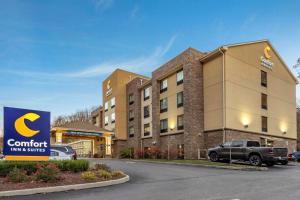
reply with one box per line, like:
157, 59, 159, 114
93, 0, 114, 11
1, 35, 177, 79
130, 5, 139, 18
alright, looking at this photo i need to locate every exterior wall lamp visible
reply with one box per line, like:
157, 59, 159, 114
283, 131, 287, 135
244, 124, 249, 128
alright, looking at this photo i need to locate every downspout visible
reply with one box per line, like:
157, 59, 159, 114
219, 47, 228, 143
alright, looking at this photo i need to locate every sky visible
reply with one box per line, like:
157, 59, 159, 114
1, 0, 300, 129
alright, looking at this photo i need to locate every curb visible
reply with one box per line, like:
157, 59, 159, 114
131, 160, 268, 171
0, 175, 130, 197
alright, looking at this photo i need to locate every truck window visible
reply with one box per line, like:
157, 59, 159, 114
231, 141, 244, 147
247, 141, 260, 147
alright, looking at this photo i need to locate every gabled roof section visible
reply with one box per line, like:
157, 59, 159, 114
200, 39, 298, 83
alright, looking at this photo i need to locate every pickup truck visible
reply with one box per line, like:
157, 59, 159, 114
208, 140, 288, 166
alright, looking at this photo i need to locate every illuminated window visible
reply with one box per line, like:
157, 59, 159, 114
160, 98, 168, 113
160, 119, 168, 133
261, 70, 267, 87
261, 93, 268, 110
177, 70, 183, 85
262, 116, 268, 132
160, 79, 168, 93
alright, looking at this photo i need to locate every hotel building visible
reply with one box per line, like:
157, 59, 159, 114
101, 40, 298, 159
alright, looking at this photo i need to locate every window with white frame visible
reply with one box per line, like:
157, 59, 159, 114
176, 70, 183, 85
111, 97, 115, 108
160, 79, 168, 93
104, 116, 109, 126
144, 87, 150, 101
111, 113, 115, 123
104, 102, 109, 111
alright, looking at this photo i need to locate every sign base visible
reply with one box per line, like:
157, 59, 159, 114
5, 156, 49, 161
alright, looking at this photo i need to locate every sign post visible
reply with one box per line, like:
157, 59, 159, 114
3, 107, 50, 161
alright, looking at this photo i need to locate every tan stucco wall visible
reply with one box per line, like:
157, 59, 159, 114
203, 55, 223, 130
103, 69, 147, 140
225, 42, 297, 139
159, 71, 184, 133
141, 86, 153, 138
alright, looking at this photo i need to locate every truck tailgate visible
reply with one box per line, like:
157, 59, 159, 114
273, 148, 288, 157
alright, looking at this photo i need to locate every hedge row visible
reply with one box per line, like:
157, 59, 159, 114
0, 160, 89, 177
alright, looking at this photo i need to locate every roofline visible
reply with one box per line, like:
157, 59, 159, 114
51, 127, 113, 134
199, 39, 298, 84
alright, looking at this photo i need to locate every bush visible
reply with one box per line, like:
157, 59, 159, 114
7, 167, 28, 183
54, 160, 89, 172
120, 148, 134, 158
111, 170, 125, 177
35, 163, 60, 182
0, 160, 89, 177
96, 169, 112, 180
94, 163, 111, 172
81, 171, 97, 182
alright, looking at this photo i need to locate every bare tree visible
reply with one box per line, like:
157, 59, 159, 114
52, 107, 97, 126
293, 57, 300, 79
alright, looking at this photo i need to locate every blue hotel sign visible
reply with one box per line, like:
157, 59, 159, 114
3, 107, 50, 161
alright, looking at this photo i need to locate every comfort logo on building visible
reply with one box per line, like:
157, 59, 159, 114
106, 80, 113, 96
3, 107, 50, 161
260, 45, 274, 69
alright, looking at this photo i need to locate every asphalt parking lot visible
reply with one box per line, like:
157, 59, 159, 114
3, 159, 300, 200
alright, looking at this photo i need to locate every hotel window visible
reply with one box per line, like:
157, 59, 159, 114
160, 119, 168, 133
144, 87, 150, 101
177, 92, 184, 108
111, 97, 115, 108
129, 110, 134, 121
160, 98, 168, 113
111, 113, 115, 124
104, 102, 109, 112
129, 126, 134, 138
144, 123, 150, 136
129, 94, 134, 105
261, 70, 267, 87
144, 106, 150, 118
104, 116, 109, 126
160, 79, 168, 93
177, 115, 184, 130
177, 70, 184, 85
261, 93, 268, 110
262, 116, 268, 132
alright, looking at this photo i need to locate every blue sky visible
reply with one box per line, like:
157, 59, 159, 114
1, 0, 300, 128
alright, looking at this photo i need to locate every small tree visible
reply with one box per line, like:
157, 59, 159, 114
293, 57, 300, 79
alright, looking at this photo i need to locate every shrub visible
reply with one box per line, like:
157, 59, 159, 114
35, 163, 60, 182
111, 170, 125, 177
54, 160, 89, 172
81, 171, 97, 182
0, 161, 37, 177
120, 148, 134, 158
7, 167, 28, 183
96, 169, 112, 180
94, 163, 111, 172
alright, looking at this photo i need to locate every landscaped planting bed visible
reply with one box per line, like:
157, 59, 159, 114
0, 161, 125, 191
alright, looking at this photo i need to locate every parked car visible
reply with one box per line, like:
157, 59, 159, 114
50, 149, 73, 160
292, 151, 300, 162
288, 153, 296, 161
208, 140, 288, 166
50, 145, 77, 160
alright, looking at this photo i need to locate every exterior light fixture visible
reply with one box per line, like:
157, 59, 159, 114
244, 124, 249, 128
283, 131, 287, 134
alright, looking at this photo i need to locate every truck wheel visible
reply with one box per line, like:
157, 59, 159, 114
249, 155, 262, 166
209, 152, 219, 162
280, 160, 288, 165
